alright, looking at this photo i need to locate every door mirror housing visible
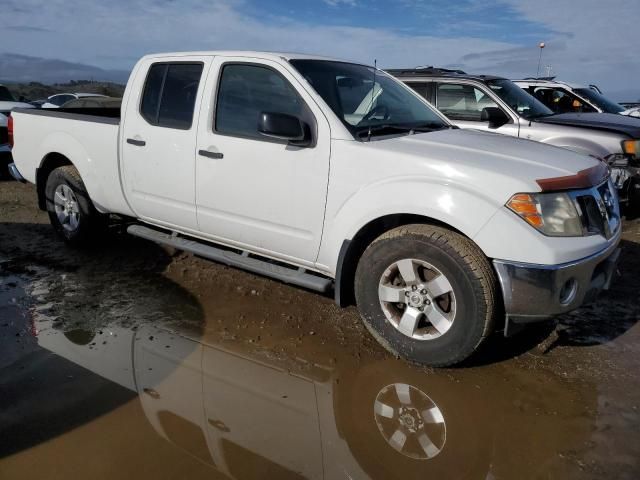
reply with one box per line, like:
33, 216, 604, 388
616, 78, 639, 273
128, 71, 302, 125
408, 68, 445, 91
481, 107, 510, 129
258, 112, 311, 146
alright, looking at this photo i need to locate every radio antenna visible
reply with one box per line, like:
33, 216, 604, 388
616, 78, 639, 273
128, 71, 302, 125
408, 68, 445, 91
367, 59, 377, 142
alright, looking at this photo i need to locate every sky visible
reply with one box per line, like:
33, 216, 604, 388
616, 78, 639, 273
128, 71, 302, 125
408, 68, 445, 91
3, 0, 639, 100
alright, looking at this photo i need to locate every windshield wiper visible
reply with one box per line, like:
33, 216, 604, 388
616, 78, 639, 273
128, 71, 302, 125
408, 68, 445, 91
356, 122, 450, 141
408, 122, 452, 132
356, 124, 414, 140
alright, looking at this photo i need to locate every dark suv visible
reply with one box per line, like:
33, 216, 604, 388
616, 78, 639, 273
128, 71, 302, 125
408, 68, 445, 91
389, 67, 640, 213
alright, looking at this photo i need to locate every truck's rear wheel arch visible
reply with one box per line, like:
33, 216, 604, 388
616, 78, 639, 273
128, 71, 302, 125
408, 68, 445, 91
335, 214, 468, 307
36, 153, 73, 210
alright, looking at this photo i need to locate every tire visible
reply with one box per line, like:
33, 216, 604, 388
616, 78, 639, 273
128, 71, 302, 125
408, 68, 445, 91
354, 224, 498, 367
45, 165, 106, 246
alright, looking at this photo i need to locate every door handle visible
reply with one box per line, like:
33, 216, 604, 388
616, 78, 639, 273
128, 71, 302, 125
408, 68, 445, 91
198, 149, 224, 159
127, 138, 146, 147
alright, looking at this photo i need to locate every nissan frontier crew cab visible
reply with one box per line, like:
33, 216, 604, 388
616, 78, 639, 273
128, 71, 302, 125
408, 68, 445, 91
9, 51, 622, 367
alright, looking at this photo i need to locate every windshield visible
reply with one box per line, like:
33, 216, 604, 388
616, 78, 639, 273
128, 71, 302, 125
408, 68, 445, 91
574, 88, 625, 114
487, 79, 554, 120
289, 60, 449, 139
0, 86, 16, 102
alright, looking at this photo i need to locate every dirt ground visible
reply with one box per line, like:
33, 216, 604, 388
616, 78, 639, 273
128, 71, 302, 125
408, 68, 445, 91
1, 180, 639, 480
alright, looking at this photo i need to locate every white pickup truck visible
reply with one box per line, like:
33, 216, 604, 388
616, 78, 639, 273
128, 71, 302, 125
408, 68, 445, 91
9, 51, 622, 366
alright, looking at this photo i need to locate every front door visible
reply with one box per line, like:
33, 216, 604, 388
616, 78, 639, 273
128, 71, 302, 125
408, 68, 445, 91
195, 57, 331, 264
121, 58, 209, 231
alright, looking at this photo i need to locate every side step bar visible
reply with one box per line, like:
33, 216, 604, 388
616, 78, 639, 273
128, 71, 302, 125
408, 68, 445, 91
127, 225, 333, 293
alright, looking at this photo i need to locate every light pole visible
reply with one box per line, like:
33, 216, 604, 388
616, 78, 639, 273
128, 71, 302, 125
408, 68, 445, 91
536, 42, 545, 78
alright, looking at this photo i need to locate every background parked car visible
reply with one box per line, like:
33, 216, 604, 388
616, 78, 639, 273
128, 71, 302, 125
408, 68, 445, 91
41, 93, 107, 109
514, 79, 640, 118
390, 67, 640, 215
61, 96, 122, 109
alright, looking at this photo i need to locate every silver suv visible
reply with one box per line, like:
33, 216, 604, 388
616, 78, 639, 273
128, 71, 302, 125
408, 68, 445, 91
389, 68, 640, 214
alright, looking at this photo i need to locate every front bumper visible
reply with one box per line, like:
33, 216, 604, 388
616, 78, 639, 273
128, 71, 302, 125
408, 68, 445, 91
493, 233, 621, 322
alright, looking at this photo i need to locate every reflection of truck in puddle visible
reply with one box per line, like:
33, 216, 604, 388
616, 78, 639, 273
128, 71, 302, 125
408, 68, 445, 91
34, 317, 592, 480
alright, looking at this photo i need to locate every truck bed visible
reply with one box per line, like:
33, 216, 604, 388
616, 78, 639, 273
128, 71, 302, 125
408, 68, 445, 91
11, 107, 133, 216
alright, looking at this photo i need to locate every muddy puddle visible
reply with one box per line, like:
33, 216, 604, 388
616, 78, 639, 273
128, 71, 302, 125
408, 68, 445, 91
1, 182, 640, 479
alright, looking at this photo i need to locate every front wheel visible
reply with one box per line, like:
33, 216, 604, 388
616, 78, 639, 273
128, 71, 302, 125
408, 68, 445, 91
354, 224, 498, 367
45, 165, 106, 246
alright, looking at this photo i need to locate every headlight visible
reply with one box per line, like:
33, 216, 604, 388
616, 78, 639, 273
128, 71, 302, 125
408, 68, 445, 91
506, 192, 584, 237
622, 139, 640, 158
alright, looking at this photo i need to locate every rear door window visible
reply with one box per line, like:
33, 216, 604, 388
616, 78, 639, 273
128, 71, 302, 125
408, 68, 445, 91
140, 63, 204, 129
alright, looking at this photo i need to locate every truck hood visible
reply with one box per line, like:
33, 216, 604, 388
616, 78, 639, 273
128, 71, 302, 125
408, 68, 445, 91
536, 112, 640, 138
368, 128, 601, 198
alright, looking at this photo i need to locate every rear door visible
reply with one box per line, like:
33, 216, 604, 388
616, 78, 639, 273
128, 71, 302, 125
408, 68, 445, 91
194, 57, 331, 264
121, 57, 210, 231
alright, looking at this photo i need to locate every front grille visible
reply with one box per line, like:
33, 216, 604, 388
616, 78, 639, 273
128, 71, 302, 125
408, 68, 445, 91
573, 179, 620, 239
0, 127, 7, 145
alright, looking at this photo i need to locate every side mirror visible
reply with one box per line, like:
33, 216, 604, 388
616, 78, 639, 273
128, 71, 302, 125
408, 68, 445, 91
258, 112, 310, 146
480, 107, 509, 129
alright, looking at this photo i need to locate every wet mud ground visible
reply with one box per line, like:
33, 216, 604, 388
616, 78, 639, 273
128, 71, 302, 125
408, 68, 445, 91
1, 180, 639, 480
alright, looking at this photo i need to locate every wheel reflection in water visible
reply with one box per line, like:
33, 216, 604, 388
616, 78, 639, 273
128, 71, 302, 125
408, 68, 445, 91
374, 383, 446, 460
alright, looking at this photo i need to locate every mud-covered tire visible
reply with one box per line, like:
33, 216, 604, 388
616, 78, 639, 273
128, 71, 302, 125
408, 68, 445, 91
45, 165, 106, 247
354, 224, 498, 367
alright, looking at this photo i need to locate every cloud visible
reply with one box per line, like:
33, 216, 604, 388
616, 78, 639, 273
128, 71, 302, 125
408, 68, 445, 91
0, 53, 129, 84
2, 0, 638, 99
3, 0, 513, 70
457, 0, 640, 95
323, 0, 356, 5
6, 25, 53, 32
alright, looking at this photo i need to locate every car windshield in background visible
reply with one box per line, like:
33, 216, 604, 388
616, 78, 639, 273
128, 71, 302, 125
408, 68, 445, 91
289, 60, 449, 139
0, 86, 16, 102
487, 79, 554, 120
574, 88, 625, 114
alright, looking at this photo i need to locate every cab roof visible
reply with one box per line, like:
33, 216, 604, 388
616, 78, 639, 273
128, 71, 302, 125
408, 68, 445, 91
141, 50, 351, 64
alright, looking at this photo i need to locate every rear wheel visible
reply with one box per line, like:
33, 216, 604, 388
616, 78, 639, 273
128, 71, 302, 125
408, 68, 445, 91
45, 165, 106, 246
354, 224, 498, 367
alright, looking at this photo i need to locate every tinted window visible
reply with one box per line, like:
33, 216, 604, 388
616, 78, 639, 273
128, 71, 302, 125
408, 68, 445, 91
436, 83, 499, 121
140, 63, 203, 129
215, 64, 305, 138
573, 88, 624, 114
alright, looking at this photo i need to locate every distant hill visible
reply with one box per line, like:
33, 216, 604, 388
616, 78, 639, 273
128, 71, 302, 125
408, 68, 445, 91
0, 52, 130, 85
5, 81, 126, 102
